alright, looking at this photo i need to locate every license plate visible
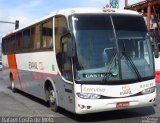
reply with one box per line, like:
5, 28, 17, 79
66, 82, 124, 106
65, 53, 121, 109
116, 102, 129, 108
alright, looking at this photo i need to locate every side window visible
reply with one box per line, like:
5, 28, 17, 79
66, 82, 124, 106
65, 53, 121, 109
5, 38, 9, 54
55, 16, 73, 82
16, 32, 23, 52
23, 28, 32, 50
2, 38, 6, 54
10, 35, 15, 53
32, 24, 41, 49
55, 16, 68, 72
42, 19, 53, 49
61, 35, 73, 81
6, 35, 15, 54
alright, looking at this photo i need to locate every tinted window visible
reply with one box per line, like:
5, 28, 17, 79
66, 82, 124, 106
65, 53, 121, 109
32, 24, 41, 49
72, 14, 112, 30
23, 28, 32, 50
42, 19, 53, 48
112, 15, 147, 32
5, 35, 15, 54
15, 32, 23, 52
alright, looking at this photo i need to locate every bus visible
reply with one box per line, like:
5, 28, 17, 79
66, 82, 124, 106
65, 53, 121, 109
2, 8, 157, 114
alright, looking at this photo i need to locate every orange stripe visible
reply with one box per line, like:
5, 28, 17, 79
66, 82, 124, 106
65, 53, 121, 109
7, 54, 22, 89
7, 55, 18, 84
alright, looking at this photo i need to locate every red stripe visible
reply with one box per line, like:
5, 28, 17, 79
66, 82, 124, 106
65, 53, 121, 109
155, 70, 160, 83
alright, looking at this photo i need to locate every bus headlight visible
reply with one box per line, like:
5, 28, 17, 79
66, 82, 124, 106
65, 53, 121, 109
142, 87, 155, 95
76, 93, 101, 99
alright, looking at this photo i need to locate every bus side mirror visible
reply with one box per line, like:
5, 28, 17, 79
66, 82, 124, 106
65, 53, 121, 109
67, 37, 75, 57
61, 33, 75, 57
154, 43, 159, 58
154, 51, 159, 58
152, 37, 159, 58
151, 29, 159, 58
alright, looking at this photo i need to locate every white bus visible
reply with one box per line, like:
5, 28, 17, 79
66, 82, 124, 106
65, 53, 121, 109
2, 8, 157, 114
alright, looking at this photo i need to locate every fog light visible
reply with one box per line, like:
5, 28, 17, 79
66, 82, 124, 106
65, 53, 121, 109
78, 104, 91, 110
87, 106, 91, 109
78, 104, 85, 109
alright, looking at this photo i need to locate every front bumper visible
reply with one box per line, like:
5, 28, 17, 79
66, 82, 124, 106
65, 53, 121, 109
75, 91, 156, 114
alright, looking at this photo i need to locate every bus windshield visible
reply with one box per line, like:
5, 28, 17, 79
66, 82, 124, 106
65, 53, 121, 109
71, 14, 154, 84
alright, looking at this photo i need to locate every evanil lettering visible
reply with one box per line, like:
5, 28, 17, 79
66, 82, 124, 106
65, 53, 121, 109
29, 62, 38, 70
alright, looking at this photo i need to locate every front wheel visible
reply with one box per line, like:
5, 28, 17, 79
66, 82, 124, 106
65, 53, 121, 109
48, 86, 59, 112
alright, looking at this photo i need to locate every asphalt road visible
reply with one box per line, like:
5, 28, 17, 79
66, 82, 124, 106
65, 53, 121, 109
0, 71, 160, 123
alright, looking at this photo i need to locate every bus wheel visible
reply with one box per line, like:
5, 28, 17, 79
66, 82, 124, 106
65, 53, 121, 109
10, 77, 16, 93
48, 86, 59, 112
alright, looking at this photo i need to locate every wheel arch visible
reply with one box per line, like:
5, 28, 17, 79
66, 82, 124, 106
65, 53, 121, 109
44, 77, 57, 101
9, 72, 13, 80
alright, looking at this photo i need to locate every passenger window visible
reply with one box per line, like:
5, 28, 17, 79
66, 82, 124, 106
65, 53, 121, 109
16, 32, 23, 52
23, 28, 32, 50
55, 16, 68, 72
6, 35, 15, 54
42, 19, 53, 49
32, 24, 41, 49
61, 35, 73, 82
2, 38, 6, 54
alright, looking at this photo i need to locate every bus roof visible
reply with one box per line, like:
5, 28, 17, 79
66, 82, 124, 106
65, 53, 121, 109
3, 7, 140, 38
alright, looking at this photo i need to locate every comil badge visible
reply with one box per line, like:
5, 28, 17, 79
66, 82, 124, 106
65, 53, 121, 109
120, 85, 132, 95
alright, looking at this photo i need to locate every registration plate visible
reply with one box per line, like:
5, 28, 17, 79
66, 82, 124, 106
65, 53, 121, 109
116, 102, 129, 108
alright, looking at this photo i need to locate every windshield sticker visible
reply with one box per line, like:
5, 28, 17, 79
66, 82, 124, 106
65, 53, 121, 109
52, 64, 55, 71
111, 68, 118, 77
83, 73, 111, 78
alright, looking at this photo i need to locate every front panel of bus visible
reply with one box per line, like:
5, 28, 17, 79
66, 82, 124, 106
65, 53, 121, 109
69, 14, 156, 114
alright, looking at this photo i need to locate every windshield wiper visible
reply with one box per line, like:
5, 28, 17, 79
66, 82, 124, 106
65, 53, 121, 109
121, 41, 142, 81
102, 50, 118, 83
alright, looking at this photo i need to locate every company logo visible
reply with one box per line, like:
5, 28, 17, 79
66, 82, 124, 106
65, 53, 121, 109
28, 61, 44, 71
122, 86, 130, 92
120, 85, 132, 96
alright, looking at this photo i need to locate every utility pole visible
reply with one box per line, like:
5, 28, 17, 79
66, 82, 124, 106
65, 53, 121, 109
0, 20, 19, 29
125, 0, 128, 7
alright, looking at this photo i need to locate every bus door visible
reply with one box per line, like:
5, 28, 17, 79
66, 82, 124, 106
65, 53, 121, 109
61, 34, 75, 111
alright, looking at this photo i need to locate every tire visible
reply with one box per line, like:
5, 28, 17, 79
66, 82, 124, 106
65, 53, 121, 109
48, 86, 59, 112
11, 78, 16, 93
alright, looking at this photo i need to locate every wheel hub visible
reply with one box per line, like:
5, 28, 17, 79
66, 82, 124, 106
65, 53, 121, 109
49, 90, 56, 103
